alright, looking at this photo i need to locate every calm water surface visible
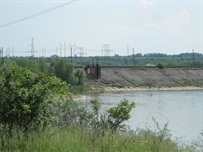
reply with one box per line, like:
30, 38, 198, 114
79, 90, 203, 143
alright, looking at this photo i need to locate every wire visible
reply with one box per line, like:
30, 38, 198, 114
0, 0, 78, 28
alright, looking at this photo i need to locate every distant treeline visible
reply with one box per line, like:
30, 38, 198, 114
1, 52, 203, 68
132, 52, 203, 57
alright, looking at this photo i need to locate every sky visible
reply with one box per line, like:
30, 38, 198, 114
0, 0, 202, 57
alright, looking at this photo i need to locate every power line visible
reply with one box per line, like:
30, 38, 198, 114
0, 0, 78, 28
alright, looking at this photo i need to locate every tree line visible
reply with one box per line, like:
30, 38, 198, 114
2, 57, 85, 86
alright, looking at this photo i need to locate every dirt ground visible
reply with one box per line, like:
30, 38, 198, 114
87, 67, 203, 90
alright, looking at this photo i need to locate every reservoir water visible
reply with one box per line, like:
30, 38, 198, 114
79, 90, 203, 143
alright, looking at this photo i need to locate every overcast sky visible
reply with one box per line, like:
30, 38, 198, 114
0, 0, 202, 57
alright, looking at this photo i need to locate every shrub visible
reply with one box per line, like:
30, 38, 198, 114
0, 65, 71, 135
157, 62, 164, 69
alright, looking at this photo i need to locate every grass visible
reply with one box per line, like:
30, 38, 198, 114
124, 78, 140, 87
68, 85, 92, 94
0, 125, 197, 152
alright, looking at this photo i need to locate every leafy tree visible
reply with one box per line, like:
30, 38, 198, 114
74, 69, 85, 85
78, 98, 135, 131
107, 99, 135, 130
135, 53, 142, 57
49, 60, 56, 76
38, 59, 49, 75
0, 65, 71, 134
55, 59, 78, 85
157, 62, 164, 69
12, 57, 39, 72
81, 98, 135, 148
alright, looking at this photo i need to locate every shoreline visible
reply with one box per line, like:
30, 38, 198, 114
95, 86, 203, 92
73, 86, 202, 99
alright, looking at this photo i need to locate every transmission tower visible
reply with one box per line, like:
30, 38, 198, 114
60, 43, 62, 57
6, 47, 10, 57
12, 47, 14, 56
26, 38, 35, 57
127, 45, 129, 56
102, 44, 113, 56
42, 47, 46, 57
76, 47, 87, 58
31, 38, 34, 56
64, 43, 66, 57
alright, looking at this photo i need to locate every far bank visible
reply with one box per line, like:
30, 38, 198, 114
85, 67, 203, 90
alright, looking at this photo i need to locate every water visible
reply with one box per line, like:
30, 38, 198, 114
78, 90, 203, 143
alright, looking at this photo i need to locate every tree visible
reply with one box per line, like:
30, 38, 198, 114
55, 59, 78, 85
157, 62, 164, 69
0, 65, 71, 134
38, 59, 49, 75
74, 69, 86, 85
107, 99, 135, 131
12, 57, 39, 72
135, 53, 142, 57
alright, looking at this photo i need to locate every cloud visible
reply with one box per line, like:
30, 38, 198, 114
114, 26, 140, 34
179, 8, 191, 23
162, 9, 191, 36
139, 0, 156, 12
144, 22, 158, 28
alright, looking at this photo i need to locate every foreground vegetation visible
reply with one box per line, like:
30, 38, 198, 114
0, 63, 202, 151
0, 125, 198, 152
0, 97, 199, 152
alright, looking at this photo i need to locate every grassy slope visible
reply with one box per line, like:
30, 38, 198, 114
1, 126, 197, 152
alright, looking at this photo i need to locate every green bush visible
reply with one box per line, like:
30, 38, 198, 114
0, 65, 71, 135
158, 62, 164, 69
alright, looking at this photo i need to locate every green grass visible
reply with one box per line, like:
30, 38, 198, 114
0, 126, 198, 152
68, 85, 92, 94
124, 78, 140, 87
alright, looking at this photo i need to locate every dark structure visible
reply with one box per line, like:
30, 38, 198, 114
84, 64, 101, 79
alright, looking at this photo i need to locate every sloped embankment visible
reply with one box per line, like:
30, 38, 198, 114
87, 68, 203, 89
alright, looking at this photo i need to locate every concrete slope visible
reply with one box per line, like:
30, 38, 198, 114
96, 68, 203, 87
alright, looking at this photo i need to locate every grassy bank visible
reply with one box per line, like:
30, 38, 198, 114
68, 85, 93, 94
1, 125, 199, 152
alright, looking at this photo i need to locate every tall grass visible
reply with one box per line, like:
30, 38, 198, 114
0, 125, 197, 152
0, 98, 200, 152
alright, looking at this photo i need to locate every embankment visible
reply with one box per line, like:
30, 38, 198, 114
87, 67, 203, 91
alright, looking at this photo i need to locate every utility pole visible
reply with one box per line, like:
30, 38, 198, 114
42, 47, 44, 57
31, 38, 34, 57
70, 43, 72, 57
42, 47, 46, 57
71, 47, 73, 63
74, 43, 76, 57
127, 45, 129, 57
12, 46, 14, 57
133, 48, 135, 66
192, 49, 194, 65
60, 43, 62, 57
6, 47, 10, 57
0, 47, 3, 64
64, 43, 66, 57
